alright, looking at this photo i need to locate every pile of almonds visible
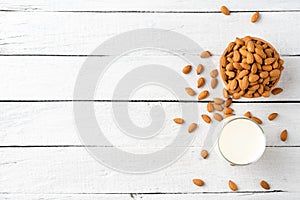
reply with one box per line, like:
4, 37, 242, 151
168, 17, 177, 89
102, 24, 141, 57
220, 36, 284, 99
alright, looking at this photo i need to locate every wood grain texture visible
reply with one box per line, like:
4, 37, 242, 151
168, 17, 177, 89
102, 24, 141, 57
1, 12, 300, 55
0, 147, 299, 193
0, 56, 295, 101
0, 102, 297, 146
0, 0, 299, 12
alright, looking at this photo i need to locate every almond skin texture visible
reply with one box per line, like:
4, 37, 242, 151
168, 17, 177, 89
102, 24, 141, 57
197, 77, 205, 88
185, 87, 195, 96
228, 180, 238, 191
220, 6, 230, 15
251, 116, 262, 124
268, 113, 278, 121
223, 89, 229, 98
198, 90, 209, 100
193, 179, 205, 187
197, 64, 204, 75
213, 103, 223, 112
280, 129, 288, 141
271, 88, 283, 95
251, 12, 260, 23
207, 102, 214, 112
182, 65, 192, 74
223, 107, 234, 114
173, 118, 184, 124
201, 149, 209, 159
201, 114, 211, 124
200, 51, 212, 58
260, 180, 270, 190
188, 123, 198, 133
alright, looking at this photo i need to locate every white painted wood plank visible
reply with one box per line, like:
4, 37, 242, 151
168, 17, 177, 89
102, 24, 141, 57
1, 192, 299, 200
0, 147, 299, 193
0, 56, 295, 100
2, 12, 300, 55
0, 102, 298, 146
0, 0, 299, 12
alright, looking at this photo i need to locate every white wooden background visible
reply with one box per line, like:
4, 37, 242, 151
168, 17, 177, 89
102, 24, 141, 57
1, 0, 300, 199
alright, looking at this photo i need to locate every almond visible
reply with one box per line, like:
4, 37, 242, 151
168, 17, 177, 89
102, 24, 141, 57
249, 74, 260, 82
197, 64, 204, 75
265, 57, 276, 65
198, 90, 209, 100
213, 113, 223, 122
220, 6, 230, 15
173, 118, 184, 124
197, 77, 205, 88
262, 91, 271, 97
262, 65, 272, 71
213, 103, 223, 111
211, 78, 218, 89
224, 98, 232, 107
182, 65, 192, 74
253, 54, 263, 64
268, 113, 278, 121
229, 79, 238, 90
280, 129, 288, 141
207, 102, 214, 112
244, 111, 251, 118
251, 12, 260, 23
200, 51, 212, 58
214, 98, 225, 105
271, 88, 283, 95
220, 56, 227, 67
237, 70, 249, 79
201, 149, 209, 159
251, 116, 262, 124
185, 87, 195, 96
232, 93, 241, 99
247, 40, 255, 52
188, 123, 198, 133
228, 180, 238, 191
233, 50, 241, 62
260, 180, 270, 190
201, 114, 211, 124
255, 47, 266, 59
240, 63, 251, 70
259, 71, 269, 79
270, 69, 281, 77
224, 113, 235, 118
210, 69, 218, 78
193, 179, 205, 187
225, 71, 235, 79
223, 89, 229, 98
223, 107, 234, 114
240, 76, 249, 90
247, 52, 254, 64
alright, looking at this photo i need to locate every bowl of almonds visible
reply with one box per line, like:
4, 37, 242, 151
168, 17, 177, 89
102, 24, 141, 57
220, 36, 284, 99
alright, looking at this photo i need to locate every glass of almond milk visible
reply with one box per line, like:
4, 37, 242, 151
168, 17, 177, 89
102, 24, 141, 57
217, 117, 266, 165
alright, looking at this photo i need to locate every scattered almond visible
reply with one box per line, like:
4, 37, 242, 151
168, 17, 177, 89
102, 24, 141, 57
210, 69, 218, 78
200, 51, 212, 58
271, 88, 283, 95
251, 116, 262, 124
198, 90, 209, 100
173, 118, 184, 124
196, 64, 204, 75
211, 78, 218, 89
201, 114, 211, 124
244, 111, 251, 118
213, 113, 223, 121
268, 113, 278, 121
224, 98, 233, 107
280, 129, 288, 141
223, 107, 234, 115
214, 98, 225, 105
201, 149, 209, 159
260, 180, 270, 190
228, 180, 238, 191
224, 113, 235, 118
193, 179, 205, 187
188, 123, 198, 133
220, 6, 230, 15
251, 12, 260, 23
206, 102, 214, 113
223, 89, 229, 98
182, 65, 192, 74
197, 77, 205, 88
213, 103, 223, 111
185, 87, 195, 96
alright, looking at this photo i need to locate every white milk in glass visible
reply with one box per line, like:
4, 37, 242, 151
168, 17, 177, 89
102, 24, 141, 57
218, 118, 266, 165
